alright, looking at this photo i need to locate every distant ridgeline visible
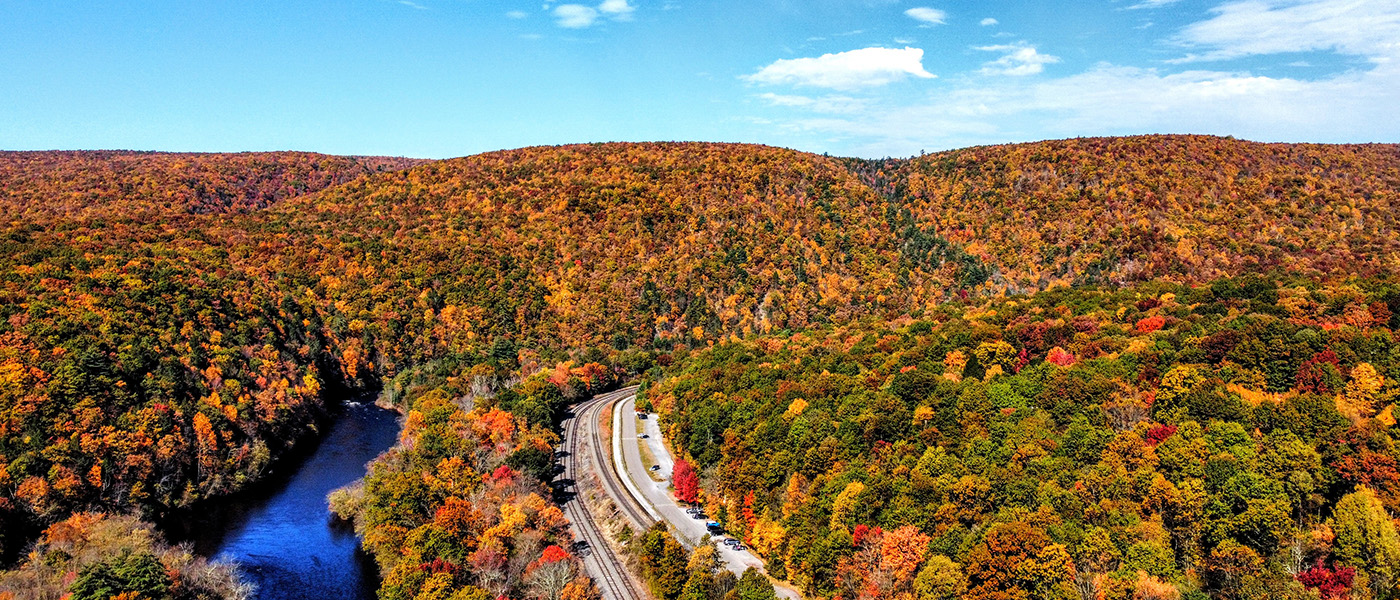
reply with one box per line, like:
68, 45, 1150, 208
0, 137, 1398, 599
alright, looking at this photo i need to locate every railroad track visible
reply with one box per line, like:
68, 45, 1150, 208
558, 387, 648, 600
588, 390, 655, 530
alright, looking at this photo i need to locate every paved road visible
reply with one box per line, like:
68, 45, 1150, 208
558, 387, 648, 600
617, 395, 802, 599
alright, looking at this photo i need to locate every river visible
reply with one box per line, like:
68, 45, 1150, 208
165, 400, 399, 600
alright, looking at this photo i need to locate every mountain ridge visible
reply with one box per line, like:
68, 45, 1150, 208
2, 135, 1399, 598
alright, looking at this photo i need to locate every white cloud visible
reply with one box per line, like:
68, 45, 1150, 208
1173, 0, 1400, 62
598, 0, 635, 18
745, 47, 936, 90
553, 4, 598, 27
905, 7, 948, 26
980, 18, 999, 26
398, 0, 427, 8
506, 10, 528, 18
977, 44, 1060, 76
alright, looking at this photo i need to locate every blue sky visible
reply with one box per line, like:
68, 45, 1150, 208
2, 0, 1397, 158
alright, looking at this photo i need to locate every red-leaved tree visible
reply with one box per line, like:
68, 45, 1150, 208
1297, 565, 1354, 599
673, 458, 700, 504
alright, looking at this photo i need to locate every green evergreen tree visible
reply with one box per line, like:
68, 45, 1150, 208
70, 550, 170, 600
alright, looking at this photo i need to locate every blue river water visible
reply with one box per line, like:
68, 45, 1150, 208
167, 401, 399, 600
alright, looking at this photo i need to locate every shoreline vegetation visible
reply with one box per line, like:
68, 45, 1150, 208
0, 512, 252, 600
324, 361, 631, 600
1, 135, 1398, 599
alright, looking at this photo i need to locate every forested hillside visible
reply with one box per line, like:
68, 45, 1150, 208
0, 142, 946, 569
847, 136, 1400, 292
2, 137, 1399, 599
0, 150, 425, 220
260, 142, 952, 356
644, 276, 1400, 599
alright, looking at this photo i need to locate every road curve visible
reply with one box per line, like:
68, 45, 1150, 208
592, 393, 657, 530
558, 387, 649, 600
614, 395, 804, 599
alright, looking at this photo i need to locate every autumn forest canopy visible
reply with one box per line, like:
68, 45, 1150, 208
2, 135, 1400, 600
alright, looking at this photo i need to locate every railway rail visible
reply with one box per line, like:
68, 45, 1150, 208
558, 387, 648, 600
588, 391, 655, 530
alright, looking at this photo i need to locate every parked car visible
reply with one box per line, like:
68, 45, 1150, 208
639, 434, 649, 439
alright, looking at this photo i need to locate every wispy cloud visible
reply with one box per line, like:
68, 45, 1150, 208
904, 7, 948, 26
976, 44, 1060, 76
759, 93, 820, 107
758, 93, 871, 114
506, 10, 528, 19
1128, 0, 1183, 9
768, 62, 1399, 157
553, 4, 598, 28
1171, 0, 1400, 62
752, 0, 1400, 157
980, 18, 999, 26
552, 0, 635, 28
598, 0, 635, 20
398, 0, 427, 9
745, 47, 936, 90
